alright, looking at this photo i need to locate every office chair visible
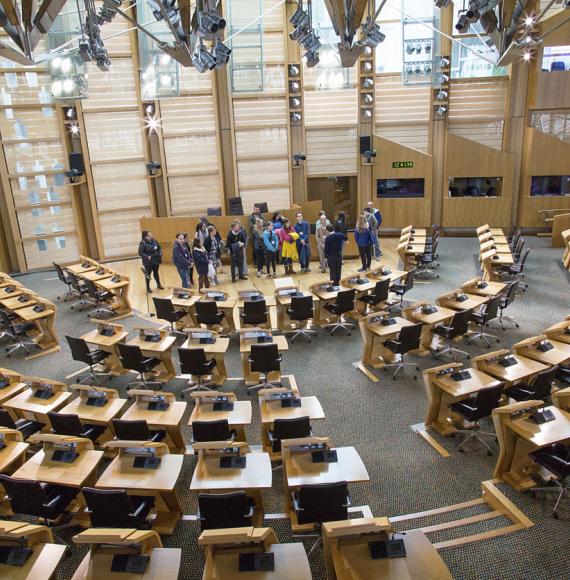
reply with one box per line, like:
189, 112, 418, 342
512, 237, 526, 262
432, 308, 473, 362
179, 347, 218, 396
508, 227, 522, 250
287, 295, 316, 342
247, 343, 282, 394
195, 300, 225, 330
292, 481, 351, 555
323, 289, 356, 335
530, 443, 570, 519
191, 419, 236, 444
383, 322, 423, 380
0, 408, 44, 439
197, 492, 255, 531
466, 295, 502, 347
389, 269, 417, 310
358, 278, 390, 313
0, 475, 79, 545
52, 262, 79, 302
116, 342, 161, 390
496, 280, 521, 330
0, 308, 16, 343
66, 271, 95, 311
152, 297, 186, 336
507, 225, 520, 243
449, 385, 503, 455
504, 365, 559, 402
415, 240, 440, 279
83, 278, 115, 319
241, 299, 268, 327
500, 248, 530, 291
83, 487, 155, 528
47, 411, 106, 443
112, 419, 166, 443
0, 310, 39, 358
65, 335, 110, 385
268, 416, 312, 454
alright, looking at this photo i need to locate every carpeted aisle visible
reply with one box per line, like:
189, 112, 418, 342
1, 236, 569, 580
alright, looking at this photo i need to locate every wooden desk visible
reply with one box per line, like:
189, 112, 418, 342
14, 304, 59, 357
67, 262, 97, 275
544, 320, 570, 345
474, 352, 549, 386
368, 267, 408, 284
0, 285, 23, 299
437, 292, 488, 312
79, 269, 113, 283
181, 334, 230, 386
423, 363, 503, 436
310, 284, 352, 325
488, 253, 514, 266
169, 292, 200, 328
0, 294, 37, 310
460, 278, 507, 298
493, 402, 570, 491
481, 241, 512, 254
239, 334, 289, 386
0, 541, 65, 580
359, 314, 415, 368
189, 395, 252, 442
0, 431, 29, 474
0, 380, 28, 405
199, 294, 238, 334
96, 276, 132, 318
404, 303, 456, 351
96, 451, 184, 535
128, 333, 177, 382
513, 337, 570, 366
3, 387, 71, 425
275, 290, 318, 331
81, 324, 129, 375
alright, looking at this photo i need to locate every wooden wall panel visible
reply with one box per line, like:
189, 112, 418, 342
0, 108, 59, 140
375, 75, 431, 123
0, 71, 52, 104
239, 187, 291, 214
448, 121, 504, 150
376, 125, 430, 153
304, 89, 358, 126
237, 158, 289, 189
160, 95, 217, 134
9, 176, 72, 206
306, 127, 358, 176
534, 72, 570, 110
82, 60, 138, 110
169, 174, 223, 216
235, 127, 288, 157
179, 67, 213, 93
99, 208, 152, 258
4, 141, 65, 173
233, 98, 287, 128
22, 234, 80, 270
163, 134, 219, 173
91, 163, 150, 211
17, 205, 76, 238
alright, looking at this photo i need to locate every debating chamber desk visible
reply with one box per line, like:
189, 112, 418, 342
127, 328, 177, 382
239, 330, 288, 385
181, 330, 230, 385
512, 335, 570, 367
81, 321, 129, 375
0, 428, 29, 475
359, 313, 415, 368
403, 302, 456, 351
460, 277, 507, 298
473, 350, 549, 386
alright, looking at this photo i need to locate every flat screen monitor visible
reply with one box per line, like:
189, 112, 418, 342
530, 175, 570, 196
377, 178, 424, 199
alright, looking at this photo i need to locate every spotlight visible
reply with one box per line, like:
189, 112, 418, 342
414, 63, 422, 75
290, 81, 301, 92
438, 74, 449, 84
362, 78, 374, 89
300, 31, 321, 52
145, 104, 155, 115
456, 13, 470, 32
146, 161, 161, 176
363, 94, 373, 104
199, 11, 221, 34
145, 115, 161, 133
51, 80, 62, 97
289, 26, 306, 41
424, 62, 432, 74
363, 62, 372, 72
439, 57, 450, 67
66, 108, 75, 119
524, 16, 534, 26
289, 65, 300, 76
406, 43, 414, 55
523, 51, 532, 61
424, 43, 432, 54
436, 90, 448, 100
291, 112, 302, 122
292, 153, 306, 167
62, 78, 75, 93
213, 39, 232, 65
290, 6, 310, 29
290, 97, 301, 107
78, 40, 92, 62
70, 124, 80, 135
61, 58, 72, 73
406, 65, 414, 75
436, 105, 447, 116
363, 46, 372, 56
65, 169, 81, 183
363, 109, 372, 119
305, 50, 320, 68
363, 19, 385, 48
192, 45, 216, 73
363, 150, 376, 163
434, 0, 451, 7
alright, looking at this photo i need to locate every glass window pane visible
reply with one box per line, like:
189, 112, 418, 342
451, 37, 507, 78
376, 23, 403, 73
36, 239, 48, 251
542, 46, 570, 72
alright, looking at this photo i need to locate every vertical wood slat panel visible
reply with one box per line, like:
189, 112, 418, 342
304, 89, 358, 126
306, 127, 358, 175
169, 175, 223, 216
83, 111, 145, 161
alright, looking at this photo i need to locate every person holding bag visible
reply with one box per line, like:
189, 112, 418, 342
204, 225, 221, 285
279, 218, 299, 275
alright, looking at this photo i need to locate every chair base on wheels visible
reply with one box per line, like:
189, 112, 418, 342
77, 366, 111, 386
289, 326, 316, 343
6, 338, 40, 358
57, 288, 80, 302
432, 344, 470, 362
497, 313, 520, 331
181, 376, 218, 396
247, 375, 281, 395
531, 481, 567, 519
454, 427, 496, 455
87, 305, 115, 319
71, 298, 96, 311
382, 358, 420, 380
127, 372, 163, 391
323, 316, 354, 336
466, 327, 500, 347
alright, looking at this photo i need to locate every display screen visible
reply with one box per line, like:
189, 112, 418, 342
530, 175, 570, 197
448, 177, 502, 197
377, 178, 424, 198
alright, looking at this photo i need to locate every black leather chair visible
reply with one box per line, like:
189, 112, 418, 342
179, 347, 218, 396
0, 310, 38, 358
66, 271, 95, 311
512, 236, 526, 262
47, 411, 106, 443
83, 487, 155, 528
268, 416, 312, 453
83, 278, 115, 318
191, 419, 236, 444
466, 295, 502, 347
53, 262, 78, 301
241, 299, 269, 327
433, 308, 472, 361
0, 408, 44, 439
358, 278, 390, 313
324, 289, 356, 335
504, 365, 559, 402
450, 385, 503, 454
66, 335, 110, 385
496, 280, 521, 330
292, 482, 351, 554
112, 419, 166, 443
383, 322, 423, 380
415, 240, 440, 279
195, 300, 225, 330
389, 269, 416, 309
530, 443, 570, 519
197, 491, 255, 531
153, 297, 186, 336
0, 307, 16, 343
500, 248, 530, 291
116, 343, 161, 389
0, 475, 79, 544
287, 295, 316, 342
247, 343, 282, 394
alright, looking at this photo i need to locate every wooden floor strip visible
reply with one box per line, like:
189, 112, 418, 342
412, 510, 502, 534
390, 498, 485, 523
353, 361, 379, 382
433, 523, 525, 550
410, 423, 450, 458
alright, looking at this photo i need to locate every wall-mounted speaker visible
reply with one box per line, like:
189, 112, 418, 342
360, 136, 371, 155
69, 152, 85, 174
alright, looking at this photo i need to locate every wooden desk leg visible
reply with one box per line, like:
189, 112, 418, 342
152, 490, 182, 535
27, 314, 59, 358
503, 437, 537, 491
222, 308, 236, 333
167, 426, 186, 454
234, 425, 247, 442
242, 354, 255, 385
249, 489, 264, 526
212, 354, 227, 385
155, 349, 176, 382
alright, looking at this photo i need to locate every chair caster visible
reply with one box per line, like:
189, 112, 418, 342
487, 451, 492, 456
393, 377, 397, 381
413, 375, 417, 380
531, 491, 536, 498
466, 355, 470, 359
553, 511, 559, 519
496, 339, 500, 343
515, 324, 520, 328
416, 366, 420, 371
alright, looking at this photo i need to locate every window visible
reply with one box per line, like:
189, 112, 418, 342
542, 46, 570, 72
448, 177, 502, 197
377, 178, 425, 198
531, 176, 570, 196
376, 22, 403, 74
36, 239, 48, 252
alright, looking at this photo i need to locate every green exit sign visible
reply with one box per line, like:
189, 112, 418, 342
392, 161, 414, 169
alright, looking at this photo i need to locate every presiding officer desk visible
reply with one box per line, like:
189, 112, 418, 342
199, 527, 312, 580
181, 329, 230, 386
0, 521, 66, 580
322, 517, 452, 580
72, 528, 181, 580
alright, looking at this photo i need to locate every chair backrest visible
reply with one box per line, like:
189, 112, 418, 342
0, 475, 51, 517
66, 270, 83, 292
336, 289, 356, 311
503, 280, 519, 307
196, 301, 220, 325
371, 279, 390, 303
48, 412, 83, 437
482, 295, 502, 322
273, 416, 311, 441
153, 297, 176, 321
473, 385, 503, 419
530, 365, 559, 400
250, 343, 280, 373
83, 278, 100, 297
112, 419, 151, 441
296, 482, 349, 525
198, 491, 252, 530
404, 269, 416, 291
0, 309, 12, 329
449, 308, 473, 337
52, 262, 67, 283
518, 248, 530, 269
514, 237, 525, 256
0, 408, 17, 429
398, 322, 423, 351
65, 335, 92, 363
192, 419, 232, 442
290, 295, 313, 320
83, 487, 134, 527
178, 348, 209, 375
117, 343, 146, 371
243, 300, 268, 324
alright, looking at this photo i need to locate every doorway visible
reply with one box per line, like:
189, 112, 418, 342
307, 176, 358, 228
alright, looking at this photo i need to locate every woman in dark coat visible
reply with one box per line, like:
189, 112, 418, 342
138, 230, 163, 293
192, 237, 210, 290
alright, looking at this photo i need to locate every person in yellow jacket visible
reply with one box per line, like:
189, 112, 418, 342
277, 218, 299, 274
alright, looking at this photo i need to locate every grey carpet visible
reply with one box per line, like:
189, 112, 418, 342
1, 236, 569, 580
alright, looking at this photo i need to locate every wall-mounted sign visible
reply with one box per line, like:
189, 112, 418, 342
392, 161, 414, 169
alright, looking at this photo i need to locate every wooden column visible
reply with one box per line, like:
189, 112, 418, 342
0, 178, 12, 271
357, 45, 375, 210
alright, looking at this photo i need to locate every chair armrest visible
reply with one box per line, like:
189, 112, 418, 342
82, 427, 96, 438
43, 494, 62, 509
343, 494, 352, 508
437, 324, 454, 332
244, 505, 255, 518
276, 354, 283, 362
291, 493, 303, 512
248, 355, 254, 364
267, 430, 276, 443
130, 500, 150, 519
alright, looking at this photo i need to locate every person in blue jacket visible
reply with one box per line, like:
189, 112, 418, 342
354, 214, 374, 272
192, 238, 210, 290
263, 221, 279, 277
294, 212, 311, 272
172, 232, 193, 288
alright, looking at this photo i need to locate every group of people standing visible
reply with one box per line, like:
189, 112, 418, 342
138, 201, 383, 291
